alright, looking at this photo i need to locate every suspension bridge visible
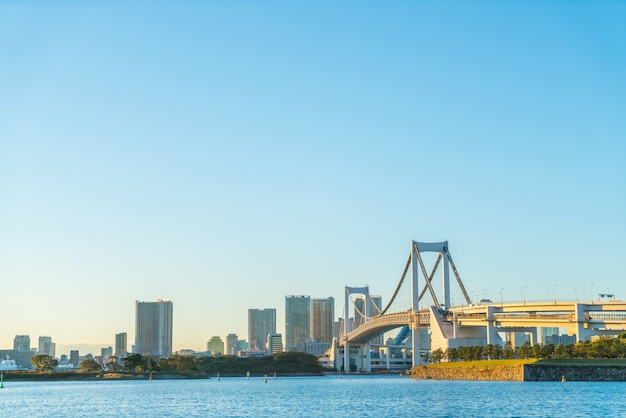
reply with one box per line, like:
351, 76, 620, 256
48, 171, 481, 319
333, 240, 626, 372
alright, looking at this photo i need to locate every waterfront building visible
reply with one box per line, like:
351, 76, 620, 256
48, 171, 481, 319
285, 295, 310, 351
248, 308, 276, 352
311, 297, 334, 344
14, 335, 30, 352
115, 332, 128, 357
38, 336, 55, 357
135, 299, 173, 358
267, 333, 283, 355
206, 336, 224, 356
69, 350, 79, 368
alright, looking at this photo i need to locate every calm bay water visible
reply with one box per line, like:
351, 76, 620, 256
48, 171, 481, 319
0, 375, 624, 417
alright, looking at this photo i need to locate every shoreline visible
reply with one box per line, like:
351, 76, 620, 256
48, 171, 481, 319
411, 359, 626, 381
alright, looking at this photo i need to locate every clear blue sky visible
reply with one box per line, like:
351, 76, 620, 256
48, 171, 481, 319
1, 1, 624, 355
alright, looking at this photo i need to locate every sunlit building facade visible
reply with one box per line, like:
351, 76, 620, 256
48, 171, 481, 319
135, 299, 173, 358
248, 308, 276, 352
285, 295, 310, 351
311, 297, 334, 344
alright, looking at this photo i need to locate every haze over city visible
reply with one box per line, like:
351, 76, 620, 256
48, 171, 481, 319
2, 1, 624, 356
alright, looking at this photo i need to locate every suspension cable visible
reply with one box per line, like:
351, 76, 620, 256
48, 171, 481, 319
378, 254, 411, 316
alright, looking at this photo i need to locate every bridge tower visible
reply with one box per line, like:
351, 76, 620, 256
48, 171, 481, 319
343, 286, 372, 372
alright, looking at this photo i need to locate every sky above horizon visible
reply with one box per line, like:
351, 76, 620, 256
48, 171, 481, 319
1, 1, 625, 356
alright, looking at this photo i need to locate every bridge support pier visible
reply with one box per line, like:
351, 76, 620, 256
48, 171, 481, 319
411, 241, 421, 366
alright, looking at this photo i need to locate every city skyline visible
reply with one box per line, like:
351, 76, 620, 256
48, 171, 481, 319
2, 2, 625, 354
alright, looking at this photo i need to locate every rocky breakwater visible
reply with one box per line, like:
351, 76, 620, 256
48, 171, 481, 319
412, 363, 525, 381
524, 364, 626, 381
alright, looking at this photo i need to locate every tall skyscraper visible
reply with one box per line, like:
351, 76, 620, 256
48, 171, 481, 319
248, 308, 276, 352
135, 299, 173, 358
38, 336, 55, 357
285, 295, 311, 351
311, 297, 334, 344
115, 332, 128, 357
13, 335, 30, 352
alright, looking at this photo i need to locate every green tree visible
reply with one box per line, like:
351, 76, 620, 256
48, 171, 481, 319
491, 344, 502, 360
431, 348, 444, 363
518, 341, 531, 359
502, 341, 515, 359
106, 355, 120, 372
31, 354, 58, 372
80, 358, 102, 372
122, 353, 145, 372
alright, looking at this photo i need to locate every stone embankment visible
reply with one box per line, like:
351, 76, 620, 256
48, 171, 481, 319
412, 364, 523, 381
412, 363, 626, 381
524, 364, 626, 381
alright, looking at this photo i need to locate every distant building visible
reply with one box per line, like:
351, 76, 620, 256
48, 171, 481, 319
353, 295, 384, 344
285, 295, 311, 351
135, 299, 173, 358
334, 318, 355, 340
370, 296, 384, 345
38, 336, 55, 357
539, 327, 560, 345
69, 350, 79, 368
311, 297, 334, 344
248, 308, 276, 352
226, 333, 239, 355
546, 334, 577, 346
296, 341, 331, 355
14, 335, 30, 352
115, 332, 128, 357
101, 347, 113, 365
206, 336, 224, 356
267, 333, 283, 355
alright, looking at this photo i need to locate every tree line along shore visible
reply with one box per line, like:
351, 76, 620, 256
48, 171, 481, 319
413, 334, 626, 381
3, 351, 324, 380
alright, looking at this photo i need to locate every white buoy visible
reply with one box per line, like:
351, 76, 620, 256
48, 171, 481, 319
264, 374, 267, 383
246, 371, 250, 379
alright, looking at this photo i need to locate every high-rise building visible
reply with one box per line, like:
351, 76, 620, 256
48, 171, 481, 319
311, 297, 334, 344
115, 332, 128, 357
101, 347, 113, 366
135, 299, 173, 358
285, 295, 311, 351
69, 350, 79, 368
38, 336, 55, 357
354, 295, 384, 344
335, 317, 356, 339
13, 335, 30, 352
226, 333, 239, 355
207, 336, 224, 356
370, 295, 384, 345
267, 333, 283, 355
248, 308, 276, 352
